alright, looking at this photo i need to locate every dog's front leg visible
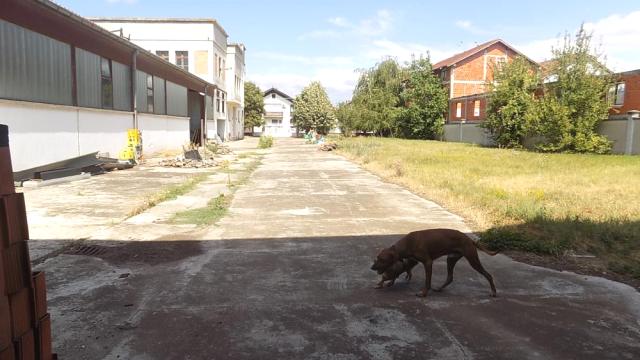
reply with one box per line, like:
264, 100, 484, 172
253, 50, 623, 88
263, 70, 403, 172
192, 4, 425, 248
416, 260, 433, 297
374, 279, 385, 289
385, 278, 396, 287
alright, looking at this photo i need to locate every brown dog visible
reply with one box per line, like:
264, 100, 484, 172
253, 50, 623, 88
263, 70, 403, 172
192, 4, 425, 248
371, 228, 498, 297
373, 258, 419, 289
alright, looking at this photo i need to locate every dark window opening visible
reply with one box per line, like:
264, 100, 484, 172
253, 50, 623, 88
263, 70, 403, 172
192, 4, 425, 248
101, 57, 113, 109
271, 93, 276, 98
156, 51, 169, 62
146, 74, 154, 113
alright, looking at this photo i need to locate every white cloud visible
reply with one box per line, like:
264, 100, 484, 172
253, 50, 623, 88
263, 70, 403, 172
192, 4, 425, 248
299, 9, 394, 41
252, 51, 354, 66
517, 11, 640, 72
455, 20, 472, 30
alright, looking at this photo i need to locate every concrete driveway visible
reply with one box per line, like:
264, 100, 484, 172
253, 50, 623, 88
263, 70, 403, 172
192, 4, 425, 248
35, 138, 640, 359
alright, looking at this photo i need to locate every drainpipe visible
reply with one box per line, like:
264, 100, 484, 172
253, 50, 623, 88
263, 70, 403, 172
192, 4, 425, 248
626, 110, 639, 155
131, 49, 139, 129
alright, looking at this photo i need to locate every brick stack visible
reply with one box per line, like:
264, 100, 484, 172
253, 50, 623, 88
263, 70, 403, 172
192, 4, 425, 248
1, 125, 55, 360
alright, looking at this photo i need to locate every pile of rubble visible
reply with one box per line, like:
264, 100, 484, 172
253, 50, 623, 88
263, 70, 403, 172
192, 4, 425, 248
319, 142, 338, 151
158, 157, 218, 168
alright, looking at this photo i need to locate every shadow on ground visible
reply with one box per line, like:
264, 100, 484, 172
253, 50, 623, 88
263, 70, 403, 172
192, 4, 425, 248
33, 234, 640, 360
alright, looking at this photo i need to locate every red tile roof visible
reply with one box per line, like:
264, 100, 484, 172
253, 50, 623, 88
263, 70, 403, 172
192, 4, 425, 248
432, 39, 538, 70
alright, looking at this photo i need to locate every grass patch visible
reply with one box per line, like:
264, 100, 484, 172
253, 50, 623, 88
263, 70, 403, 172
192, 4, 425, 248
172, 194, 232, 226
337, 137, 640, 278
258, 135, 274, 149
126, 173, 210, 218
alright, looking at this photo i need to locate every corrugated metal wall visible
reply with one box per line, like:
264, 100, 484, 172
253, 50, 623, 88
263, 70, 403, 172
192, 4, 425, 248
75, 48, 101, 108
136, 70, 148, 113
153, 77, 166, 115
112, 61, 131, 111
206, 95, 214, 120
0, 19, 72, 105
166, 81, 188, 117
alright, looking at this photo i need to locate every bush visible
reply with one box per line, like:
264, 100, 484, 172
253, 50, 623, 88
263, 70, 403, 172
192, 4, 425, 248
258, 135, 274, 149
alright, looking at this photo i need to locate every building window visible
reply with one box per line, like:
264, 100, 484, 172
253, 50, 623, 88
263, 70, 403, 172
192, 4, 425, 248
218, 57, 223, 79
175, 51, 189, 71
156, 51, 169, 62
271, 119, 282, 125
473, 100, 480, 117
221, 92, 225, 114
271, 93, 276, 99
216, 90, 221, 112
146, 74, 154, 113
456, 102, 462, 118
609, 82, 625, 106
100, 57, 113, 109
222, 59, 226, 81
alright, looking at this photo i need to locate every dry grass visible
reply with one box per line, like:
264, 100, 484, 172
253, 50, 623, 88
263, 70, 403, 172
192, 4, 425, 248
337, 137, 640, 278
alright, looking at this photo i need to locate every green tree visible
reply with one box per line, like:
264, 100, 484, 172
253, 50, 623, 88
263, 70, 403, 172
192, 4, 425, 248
482, 56, 540, 148
536, 26, 613, 153
336, 101, 357, 136
396, 57, 448, 139
243, 81, 265, 130
292, 81, 337, 134
351, 59, 403, 136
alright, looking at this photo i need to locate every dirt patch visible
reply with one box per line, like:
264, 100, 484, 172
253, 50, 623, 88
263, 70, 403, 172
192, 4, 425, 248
61, 241, 204, 266
504, 250, 640, 291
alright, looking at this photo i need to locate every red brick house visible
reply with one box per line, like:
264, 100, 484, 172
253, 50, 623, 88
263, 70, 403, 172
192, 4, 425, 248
609, 69, 640, 117
432, 39, 538, 122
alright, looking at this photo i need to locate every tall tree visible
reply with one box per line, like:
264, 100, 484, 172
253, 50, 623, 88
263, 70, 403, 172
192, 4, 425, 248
535, 26, 613, 153
243, 81, 265, 130
482, 56, 540, 148
396, 57, 448, 139
292, 82, 337, 134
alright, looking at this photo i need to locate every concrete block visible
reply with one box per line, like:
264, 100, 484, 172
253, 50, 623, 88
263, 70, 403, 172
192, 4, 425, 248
9, 288, 33, 339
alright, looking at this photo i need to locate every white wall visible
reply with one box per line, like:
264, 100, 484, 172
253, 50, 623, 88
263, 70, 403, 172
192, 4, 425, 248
0, 99, 191, 171
138, 113, 190, 154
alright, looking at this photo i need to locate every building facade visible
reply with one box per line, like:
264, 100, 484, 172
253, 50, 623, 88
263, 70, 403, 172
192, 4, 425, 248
91, 18, 243, 142
432, 39, 537, 122
225, 44, 246, 140
258, 88, 295, 137
0, 0, 218, 172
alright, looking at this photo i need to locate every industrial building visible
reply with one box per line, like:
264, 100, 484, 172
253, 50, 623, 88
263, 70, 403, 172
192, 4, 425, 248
0, 0, 223, 172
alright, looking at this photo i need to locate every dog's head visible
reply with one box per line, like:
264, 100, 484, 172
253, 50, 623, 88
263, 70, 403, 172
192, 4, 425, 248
371, 246, 399, 274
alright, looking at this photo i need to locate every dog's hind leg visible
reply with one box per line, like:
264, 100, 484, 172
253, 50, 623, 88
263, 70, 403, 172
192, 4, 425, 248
465, 251, 497, 297
433, 253, 462, 292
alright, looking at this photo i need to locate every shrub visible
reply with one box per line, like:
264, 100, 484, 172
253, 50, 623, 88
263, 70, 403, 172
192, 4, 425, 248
258, 135, 274, 149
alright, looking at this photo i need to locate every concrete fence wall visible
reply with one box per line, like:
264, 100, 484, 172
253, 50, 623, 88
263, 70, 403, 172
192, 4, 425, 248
1, 99, 191, 171
443, 115, 640, 155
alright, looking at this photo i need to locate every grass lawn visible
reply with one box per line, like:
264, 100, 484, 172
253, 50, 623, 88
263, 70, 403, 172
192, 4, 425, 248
337, 137, 640, 279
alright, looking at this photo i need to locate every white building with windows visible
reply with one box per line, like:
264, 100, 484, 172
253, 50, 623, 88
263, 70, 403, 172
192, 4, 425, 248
225, 43, 245, 140
92, 18, 244, 141
258, 88, 295, 137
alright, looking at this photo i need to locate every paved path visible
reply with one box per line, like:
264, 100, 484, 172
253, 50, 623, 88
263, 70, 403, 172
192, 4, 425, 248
37, 138, 640, 359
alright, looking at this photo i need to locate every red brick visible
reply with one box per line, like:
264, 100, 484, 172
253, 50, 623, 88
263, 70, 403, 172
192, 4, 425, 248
0, 345, 15, 360
32, 272, 47, 321
0, 125, 15, 196
0, 194, 29, 247
14, 329, 35, 360
2, 241, 31, 294
36, 314, 52, 360
0, 295, 11, 351
9, 288, 33, 339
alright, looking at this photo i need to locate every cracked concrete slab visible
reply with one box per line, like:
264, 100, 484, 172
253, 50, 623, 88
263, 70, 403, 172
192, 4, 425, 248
31, 137, 640, 359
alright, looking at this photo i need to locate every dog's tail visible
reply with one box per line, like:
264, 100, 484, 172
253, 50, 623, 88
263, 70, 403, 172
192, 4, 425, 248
474, 241, 499, 256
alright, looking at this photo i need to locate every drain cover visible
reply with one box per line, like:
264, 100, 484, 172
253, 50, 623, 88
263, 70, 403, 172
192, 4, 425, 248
63, 245, 108, 257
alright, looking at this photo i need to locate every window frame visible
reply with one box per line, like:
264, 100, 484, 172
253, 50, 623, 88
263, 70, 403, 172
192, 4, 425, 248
609, 82, 625, 106
100, 57, 113, 110
146, 74, 154, 113
455, 102, 462, 118
156, 50, 169, 62
175, 51, 189, 71
473, 100, 480, 117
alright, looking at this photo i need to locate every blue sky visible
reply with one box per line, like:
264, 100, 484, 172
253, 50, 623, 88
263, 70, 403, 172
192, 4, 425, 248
59, 0, 640, 102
